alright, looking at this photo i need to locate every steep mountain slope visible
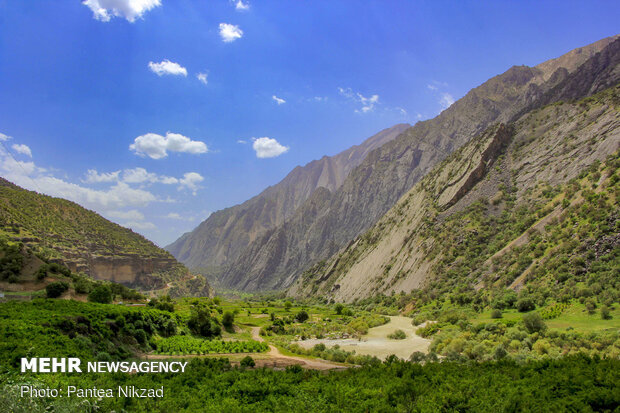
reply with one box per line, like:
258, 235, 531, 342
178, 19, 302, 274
290, 84, 620, 302
166, 123, 409, 270
0, 178, 212, 295
220, 36, 620, 292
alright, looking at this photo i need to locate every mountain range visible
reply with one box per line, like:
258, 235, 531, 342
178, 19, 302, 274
166, 35, 619, 297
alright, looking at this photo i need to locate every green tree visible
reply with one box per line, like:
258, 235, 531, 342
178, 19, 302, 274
335, 303, 344, 315
522, 312, 547, 334
88, 285, 112, 304
222, 311, 234, 332
516, 297, 536, 312
188, 306, 221, 338
296, 310, 309, 323
284, 301, 292, 311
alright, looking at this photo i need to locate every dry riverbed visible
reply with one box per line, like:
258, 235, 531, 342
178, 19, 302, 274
295, 316, 431, 360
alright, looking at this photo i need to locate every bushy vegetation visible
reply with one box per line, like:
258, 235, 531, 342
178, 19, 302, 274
2, 355, 617, 412
153, 336, 267, 355
0, 300, 179, 367
388, 329, 407, 339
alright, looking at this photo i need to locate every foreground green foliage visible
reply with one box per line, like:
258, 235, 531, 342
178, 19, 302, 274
1, 356, 617, 412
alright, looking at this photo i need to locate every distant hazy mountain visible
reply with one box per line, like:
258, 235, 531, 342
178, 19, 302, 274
166, 123, 409, 272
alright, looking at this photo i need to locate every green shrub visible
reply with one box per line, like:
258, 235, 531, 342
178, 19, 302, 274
46, 281, 69, 298
296, 310, 309, 323
388, 329, 406, 340
601, 305, 612, 320
240, 356, 255, 368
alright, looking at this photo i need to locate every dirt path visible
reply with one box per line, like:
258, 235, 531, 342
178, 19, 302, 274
250, 327, 347, 370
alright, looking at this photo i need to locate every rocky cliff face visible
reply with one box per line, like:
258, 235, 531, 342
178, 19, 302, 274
216, 36, 620, 292
290, 82, 620, 302
166, 124, 409, 271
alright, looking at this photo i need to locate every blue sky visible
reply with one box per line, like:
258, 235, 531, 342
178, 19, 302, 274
0, 1, 618, 246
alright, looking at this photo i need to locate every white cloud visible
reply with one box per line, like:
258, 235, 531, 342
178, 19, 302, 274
219, 23, 243, 43
0, 132, 11, 141
0, 149, 158, 211
179, 172, 204, 194
338, 87, 379, 113
107, 209, 145, 221
11, 144, 32, 157
234, 0, 250, 11
124, 220, 156, 230
122, 167, 159, 184
237, 139, 247, 144
130, 132, 208, 159
272, 95, 286, 105
440, 93, 455, 110
313, 96, 328, 102
82, 0, 161, 23
160, 176, 179, 185
84, 167, 202, 193
148, 60, 188, 77
427, 84, 437, 91
84, 169, 120, 183
1, 155, 38, 176
165, 212, 196, 221
196, 72, 208, 85
252, 137, 289, 158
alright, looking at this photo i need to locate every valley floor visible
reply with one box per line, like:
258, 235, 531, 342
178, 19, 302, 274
296, 316, 431, 360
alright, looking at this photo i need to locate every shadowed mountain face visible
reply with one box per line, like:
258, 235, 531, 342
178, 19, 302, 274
166, 123, 409, 270
170, 35, 619, 293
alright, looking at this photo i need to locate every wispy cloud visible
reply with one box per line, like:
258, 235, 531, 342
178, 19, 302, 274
426, 81, 455, 111
196, 72, 208, 85
233, 0, 250, 11
338, 87, 379, 113
439, 93, 455, 110
272, 95, 286, 105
